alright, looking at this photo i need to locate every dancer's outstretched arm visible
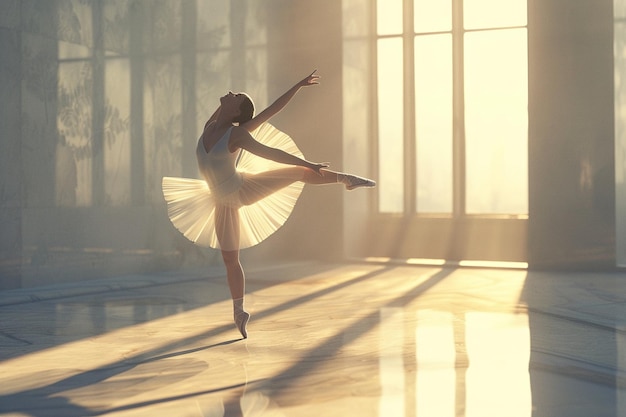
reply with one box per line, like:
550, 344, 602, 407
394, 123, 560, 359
242, 70, 320, 132
230, 126, 327, 173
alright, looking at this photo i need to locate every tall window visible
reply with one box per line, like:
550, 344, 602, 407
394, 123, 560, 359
55, 0, 267, 207
376, 0, 528, 216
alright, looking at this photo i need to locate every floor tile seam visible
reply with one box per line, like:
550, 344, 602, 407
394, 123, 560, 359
0, 274, 215, 307
527, 306, 621, 333
0, 261, 325, 308
408, 349, 621, 380
530, 350, 626, 388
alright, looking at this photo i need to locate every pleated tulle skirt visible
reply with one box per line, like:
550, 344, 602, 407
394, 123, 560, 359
162, 123, 305, 250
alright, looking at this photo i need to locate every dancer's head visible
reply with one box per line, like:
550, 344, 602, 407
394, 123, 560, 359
221, 91, 255, 125
234, 93, 254, 124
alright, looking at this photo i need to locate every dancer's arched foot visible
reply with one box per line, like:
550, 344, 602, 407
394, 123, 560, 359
343, 174, 376, 190
235, 311, 250, 339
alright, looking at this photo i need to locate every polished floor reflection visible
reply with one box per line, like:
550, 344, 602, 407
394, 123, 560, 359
1, 262, 626, 416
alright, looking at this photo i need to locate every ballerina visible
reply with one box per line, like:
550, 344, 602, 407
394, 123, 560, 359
163, 70, 375, 338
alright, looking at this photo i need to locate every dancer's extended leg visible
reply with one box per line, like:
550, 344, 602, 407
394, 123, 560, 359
303, 169, 376, 190
299, 166, 376, 189
239, 167, 375, 206
335, 172, 376, 190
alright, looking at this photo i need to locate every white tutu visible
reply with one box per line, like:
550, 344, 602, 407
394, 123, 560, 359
162, 123, 305, 250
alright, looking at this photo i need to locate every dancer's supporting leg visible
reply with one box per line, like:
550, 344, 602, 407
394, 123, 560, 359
221, 249, 250, 338
215, 166, 374, 338
215, 205, 250, 338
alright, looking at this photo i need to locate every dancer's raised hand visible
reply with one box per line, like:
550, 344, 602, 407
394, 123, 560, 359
243, 70, 321, 132
299, 70, 320, 87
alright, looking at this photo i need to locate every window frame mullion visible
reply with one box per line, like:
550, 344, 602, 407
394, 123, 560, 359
452, 0, 466, 219
404, 0, 416, 215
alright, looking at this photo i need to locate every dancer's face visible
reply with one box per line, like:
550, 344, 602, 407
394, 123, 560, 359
220, 91, 254, 124
220, 91, 246, 111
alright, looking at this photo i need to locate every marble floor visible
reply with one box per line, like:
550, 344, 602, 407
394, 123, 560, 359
2, 261, 626, 416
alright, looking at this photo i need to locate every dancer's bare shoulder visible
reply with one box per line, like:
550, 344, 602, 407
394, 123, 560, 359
228, 125, 256, 152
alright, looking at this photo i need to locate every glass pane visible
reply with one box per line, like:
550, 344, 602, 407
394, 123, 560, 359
103, 1, 129, 55
464, 0, 527, 30
377, 0, 403, 35
245, 48, 268, 108
414, 0, 452, 33
464, 29, 528, 214
197, 0, 230, 48
104, 58, 131, 206
378, 37, 404, 213
144, 55, 183, 203
344, 0, 371, 38
617, 0, 626, 19
56, 61, 93, 207
615, 1, 626, 265
196, 51, 230, 129
245, 1, 267, 46
415, 34, 453, 213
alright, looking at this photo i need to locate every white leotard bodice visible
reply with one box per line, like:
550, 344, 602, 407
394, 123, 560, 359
196, 127, 243, 198
163, 122, 305, 250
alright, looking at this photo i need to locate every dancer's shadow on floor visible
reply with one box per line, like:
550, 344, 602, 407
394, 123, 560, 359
0, 338, 247, 417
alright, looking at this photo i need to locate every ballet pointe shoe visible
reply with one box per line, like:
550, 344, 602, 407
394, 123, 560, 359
344, 174, 376, 191
235, 311, 250, 339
